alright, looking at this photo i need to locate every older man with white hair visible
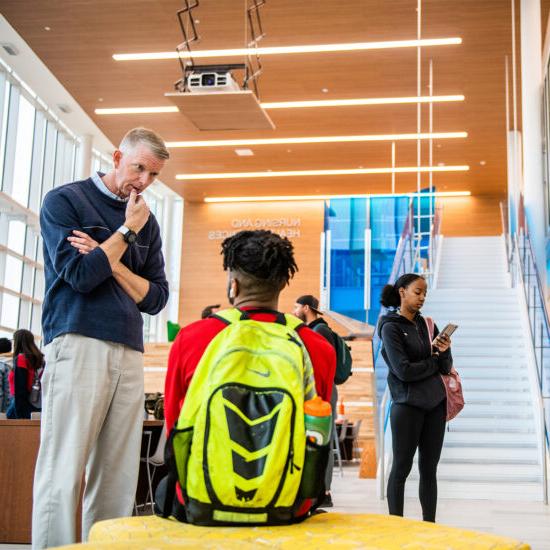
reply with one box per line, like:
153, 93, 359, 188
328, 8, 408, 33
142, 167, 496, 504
33, 128, 170, 549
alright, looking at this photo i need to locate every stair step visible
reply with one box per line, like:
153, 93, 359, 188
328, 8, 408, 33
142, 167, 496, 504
460, 379, 529, 389
459, 404, 534, 417
408, 481, 543, 500
443, 430, 537, 446
410, 461, 541, 480
450, 357, 528, 367
440, 445, 539, 462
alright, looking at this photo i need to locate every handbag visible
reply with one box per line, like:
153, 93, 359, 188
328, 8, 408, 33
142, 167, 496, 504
424, 317, 464, 421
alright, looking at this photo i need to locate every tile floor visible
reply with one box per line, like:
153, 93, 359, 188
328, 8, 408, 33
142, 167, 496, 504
3, 465, 550, 549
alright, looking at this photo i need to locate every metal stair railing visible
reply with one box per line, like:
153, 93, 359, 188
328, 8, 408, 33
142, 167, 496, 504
510, 231, 550, 504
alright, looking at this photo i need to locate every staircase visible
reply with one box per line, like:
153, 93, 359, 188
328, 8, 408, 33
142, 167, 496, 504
406, 236, 545, 500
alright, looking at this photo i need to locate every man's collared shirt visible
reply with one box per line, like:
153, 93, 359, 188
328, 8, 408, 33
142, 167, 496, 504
91, 171, 127, 202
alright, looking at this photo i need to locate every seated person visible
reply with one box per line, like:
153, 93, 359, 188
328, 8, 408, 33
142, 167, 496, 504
6, 329, 44, 419
0, 337, 12, 413
160, 230, 336, 525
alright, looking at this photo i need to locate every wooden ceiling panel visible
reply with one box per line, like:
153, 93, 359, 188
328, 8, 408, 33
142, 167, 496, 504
1, 0, 529, 201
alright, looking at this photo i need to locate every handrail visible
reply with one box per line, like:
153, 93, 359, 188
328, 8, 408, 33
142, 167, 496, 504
510, 232, 549, 503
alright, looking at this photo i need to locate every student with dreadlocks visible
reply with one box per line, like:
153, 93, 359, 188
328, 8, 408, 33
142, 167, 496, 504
161, 229, 336, 524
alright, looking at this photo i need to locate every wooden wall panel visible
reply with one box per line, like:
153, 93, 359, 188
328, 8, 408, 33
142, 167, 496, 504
439, 194, 504, 237
179, 200, 324, 326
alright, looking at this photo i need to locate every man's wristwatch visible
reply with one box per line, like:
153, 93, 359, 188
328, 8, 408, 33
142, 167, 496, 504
117, 225, 137, 245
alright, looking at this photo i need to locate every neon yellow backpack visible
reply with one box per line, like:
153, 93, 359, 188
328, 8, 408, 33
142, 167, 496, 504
166, 308, 318, 525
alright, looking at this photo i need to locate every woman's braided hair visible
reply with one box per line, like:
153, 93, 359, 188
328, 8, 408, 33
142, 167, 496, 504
221, 230, 298, 289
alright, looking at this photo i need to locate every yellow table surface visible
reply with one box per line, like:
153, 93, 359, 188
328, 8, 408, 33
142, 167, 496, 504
55, 512, 530, 549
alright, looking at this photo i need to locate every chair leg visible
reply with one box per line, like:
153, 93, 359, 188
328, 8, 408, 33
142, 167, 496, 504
149, 465, 157, 513
333, 425, 344, 477
145, 461, 154, 513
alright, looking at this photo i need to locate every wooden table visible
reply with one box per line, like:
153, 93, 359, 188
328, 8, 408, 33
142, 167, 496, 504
0, 419, 164, 544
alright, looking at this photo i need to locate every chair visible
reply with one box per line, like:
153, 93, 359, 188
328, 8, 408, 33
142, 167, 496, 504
331, 419, 344, 477
140, 425, 167, 513
336, 419, 349, 462
30, 412, 41, 420
344, 419, 362, 461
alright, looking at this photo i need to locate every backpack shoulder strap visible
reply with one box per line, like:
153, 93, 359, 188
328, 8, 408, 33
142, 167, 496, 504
423, 316, 435, 342
284, 313, 305, 332
211, 308, 241, 325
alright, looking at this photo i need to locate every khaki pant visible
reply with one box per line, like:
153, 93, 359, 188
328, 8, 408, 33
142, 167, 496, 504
32, 334, 144, 549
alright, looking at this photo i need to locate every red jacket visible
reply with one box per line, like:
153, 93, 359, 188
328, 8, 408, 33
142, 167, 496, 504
164, 309, 336, 432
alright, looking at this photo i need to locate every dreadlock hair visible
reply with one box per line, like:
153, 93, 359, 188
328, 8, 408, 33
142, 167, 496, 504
221, 230, 298, 297
380, 273, 424, 309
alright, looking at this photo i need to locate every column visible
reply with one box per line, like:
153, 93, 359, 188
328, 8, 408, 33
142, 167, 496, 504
77, 134, 93, 180
520, 0, 546, 285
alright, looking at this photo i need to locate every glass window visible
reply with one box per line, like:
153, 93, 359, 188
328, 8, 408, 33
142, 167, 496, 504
1, 293, 19, 329
41, 122, 57, 197
7, 220, 26, 254
11, 95, 35, 206
0, 78, 9, 186
4, 256, 23, 293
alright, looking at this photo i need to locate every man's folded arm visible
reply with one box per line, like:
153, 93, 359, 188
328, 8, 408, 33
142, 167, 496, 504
114, 218, 169, 314
41, 192, 112, 294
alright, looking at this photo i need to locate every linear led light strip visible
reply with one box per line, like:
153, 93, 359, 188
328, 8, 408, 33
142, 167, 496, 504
204, 191, 471, 203
112, 37, 462, 61
94, 94, 465, 115
262, 94, 464, 109
176, 165, 469, 180
166, 131, 467, 148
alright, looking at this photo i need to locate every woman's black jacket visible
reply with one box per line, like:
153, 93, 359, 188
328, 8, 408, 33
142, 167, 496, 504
378, 311, 453, 410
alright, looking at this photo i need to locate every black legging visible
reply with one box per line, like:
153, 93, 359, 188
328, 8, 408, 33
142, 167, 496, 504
387, 400, 446, 522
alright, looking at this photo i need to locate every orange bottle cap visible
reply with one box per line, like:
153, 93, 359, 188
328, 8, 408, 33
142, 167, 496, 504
304, 396, 332, 417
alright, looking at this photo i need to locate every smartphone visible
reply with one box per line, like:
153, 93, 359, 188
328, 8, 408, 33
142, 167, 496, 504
439, 323, 458, 338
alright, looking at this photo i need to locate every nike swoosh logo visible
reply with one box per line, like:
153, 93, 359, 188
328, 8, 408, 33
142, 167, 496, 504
247, 367, 270, 378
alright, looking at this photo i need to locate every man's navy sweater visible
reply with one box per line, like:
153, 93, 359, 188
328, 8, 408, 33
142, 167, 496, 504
40, 178, 169, 352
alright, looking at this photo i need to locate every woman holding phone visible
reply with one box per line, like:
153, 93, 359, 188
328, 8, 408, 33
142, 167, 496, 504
378, 273, 453, 522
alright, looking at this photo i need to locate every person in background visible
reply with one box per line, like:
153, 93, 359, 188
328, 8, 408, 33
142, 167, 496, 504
0, 337, 12, 413
378, 273, 452, 523
6, 329, 44, 419
201, 304, 221, 319
33, 127, 170, 549
292, 295, 337, 508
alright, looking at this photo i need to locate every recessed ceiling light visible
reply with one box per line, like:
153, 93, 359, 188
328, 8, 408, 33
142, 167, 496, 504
234, 148, 254, 156
204, 191, 472, 203
480, 160, 486, 165
97, 97, 104, 102
94, 95, 464, 116
94, 106, 179, 115
44, 26, 51, 31
322, 88, 329, 93
262, 94, 464, 109
57, 104, 71, 114
437, 162, 445, 166
176, 165, 469, 180
113, 37, 462, 61
0, 43, 19, 56
166, 132, 467, 148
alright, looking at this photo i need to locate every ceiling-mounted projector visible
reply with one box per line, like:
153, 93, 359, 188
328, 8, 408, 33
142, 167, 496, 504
186, 71, 240, 93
